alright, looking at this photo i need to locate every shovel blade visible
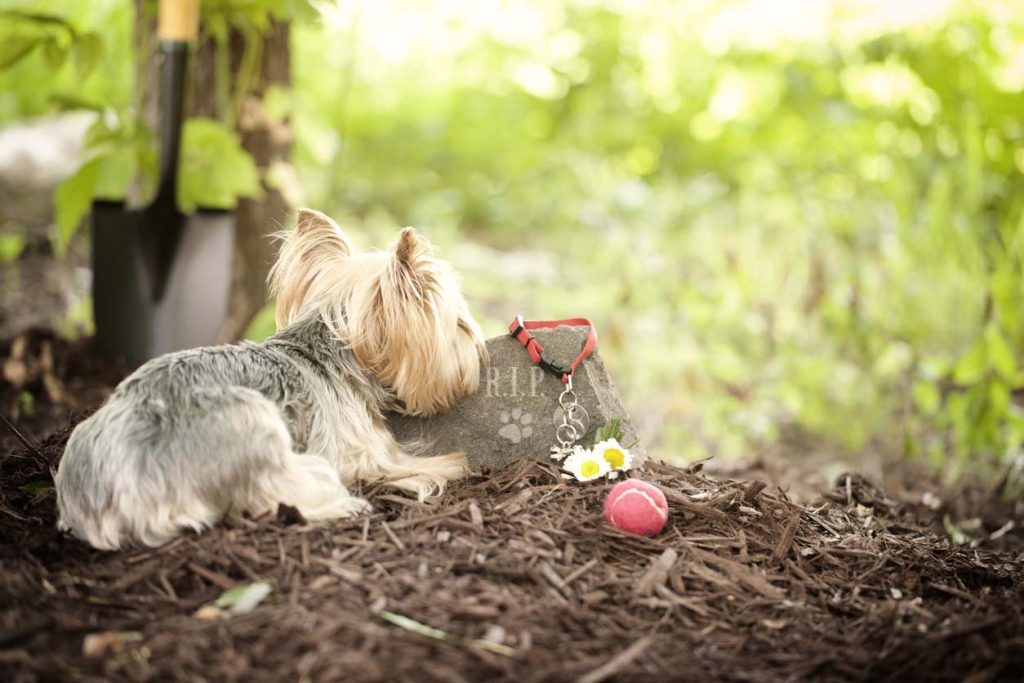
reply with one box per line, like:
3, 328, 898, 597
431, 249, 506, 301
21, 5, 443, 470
91, 201, 235, 367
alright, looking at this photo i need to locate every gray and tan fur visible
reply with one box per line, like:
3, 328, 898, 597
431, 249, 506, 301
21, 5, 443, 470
55, 209, 486, 550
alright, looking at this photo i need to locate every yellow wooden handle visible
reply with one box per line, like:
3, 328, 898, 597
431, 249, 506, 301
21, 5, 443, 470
158, 0, 199, 42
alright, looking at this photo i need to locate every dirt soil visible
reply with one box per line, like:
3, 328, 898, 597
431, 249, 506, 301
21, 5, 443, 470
2, 335, 1024, 682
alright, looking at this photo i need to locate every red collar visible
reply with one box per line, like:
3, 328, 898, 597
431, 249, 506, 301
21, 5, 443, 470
507, 315, 598, 384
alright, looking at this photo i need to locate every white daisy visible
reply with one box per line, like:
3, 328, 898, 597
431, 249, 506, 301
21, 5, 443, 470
593, 438, 634, 472
562, 447, 610, 482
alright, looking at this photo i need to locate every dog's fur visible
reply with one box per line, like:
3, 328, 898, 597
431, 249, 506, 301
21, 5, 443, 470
55, 209, 486, 550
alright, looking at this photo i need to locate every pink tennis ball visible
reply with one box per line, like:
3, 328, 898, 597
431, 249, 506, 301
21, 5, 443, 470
604, 480, 669, 536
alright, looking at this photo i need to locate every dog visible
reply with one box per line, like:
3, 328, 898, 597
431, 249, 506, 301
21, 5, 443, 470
55, 209, 486, 550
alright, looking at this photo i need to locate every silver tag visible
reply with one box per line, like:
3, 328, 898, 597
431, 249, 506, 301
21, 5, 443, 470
553, 404, 590, 437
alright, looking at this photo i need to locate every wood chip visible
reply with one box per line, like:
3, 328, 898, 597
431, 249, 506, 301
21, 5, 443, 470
577, 635, 654, 683
635, 548, 678, 596
771, 513, 802, 564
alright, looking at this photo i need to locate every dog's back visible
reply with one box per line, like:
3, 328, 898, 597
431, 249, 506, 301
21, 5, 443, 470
55, 337, 361, 549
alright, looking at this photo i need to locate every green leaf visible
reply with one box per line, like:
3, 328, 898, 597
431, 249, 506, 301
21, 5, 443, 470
985, 325, 1017, 381
93, 145, 138, 199
911, 380, 940, 416
42, 38, 66, 69
0, 34, 40, 69
990, 268, 1021, 336
48, 91, 106, 112
53, 159, 101, 257
17, 391, 34, 417
72, 32, 103, 75
952, 338, 987, 386
0, 10, 79, 31
943, 514, 970, 546
594, 418, 625, 444
0, 226, 26, 264
282, 0, 320, 23
989, 380, 1011, 417
213, 580, 272, 615
178, 119, 262, 212
20, 480, 51, 495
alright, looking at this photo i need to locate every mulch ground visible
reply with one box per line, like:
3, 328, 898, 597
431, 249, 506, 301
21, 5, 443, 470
1, 335, 1023, 682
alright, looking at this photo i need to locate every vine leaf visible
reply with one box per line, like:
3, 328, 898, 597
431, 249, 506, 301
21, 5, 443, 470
178, 119, 263, 212
54, 159, 101, 258
594, 418, 624, 444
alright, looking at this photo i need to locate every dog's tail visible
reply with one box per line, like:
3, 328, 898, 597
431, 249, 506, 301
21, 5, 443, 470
352, 443, 468, 501
386, 451, 469, 500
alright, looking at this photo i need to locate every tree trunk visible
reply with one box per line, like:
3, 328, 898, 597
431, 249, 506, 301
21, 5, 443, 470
193, 21, 292, 341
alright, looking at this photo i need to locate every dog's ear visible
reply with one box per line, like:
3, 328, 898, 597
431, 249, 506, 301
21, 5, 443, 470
395, 227, 432, 265
270, 208, 356, 328
295, 208, 353, 256
391, 227, 434, 291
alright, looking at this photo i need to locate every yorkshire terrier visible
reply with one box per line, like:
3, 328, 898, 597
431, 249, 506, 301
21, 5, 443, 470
55, 209, 486, 550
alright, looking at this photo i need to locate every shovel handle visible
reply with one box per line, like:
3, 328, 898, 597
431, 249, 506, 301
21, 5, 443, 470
158, 0, 199, 43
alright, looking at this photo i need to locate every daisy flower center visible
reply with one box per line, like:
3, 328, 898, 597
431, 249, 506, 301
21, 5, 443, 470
581, 460, 601, 478
603, 448, 625, 468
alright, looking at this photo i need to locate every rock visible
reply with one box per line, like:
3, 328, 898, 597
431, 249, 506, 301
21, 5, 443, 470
0, 112, 94, 228
387, 325, 644, 471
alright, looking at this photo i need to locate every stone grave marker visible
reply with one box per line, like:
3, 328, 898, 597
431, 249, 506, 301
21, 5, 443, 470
387, 325, 644, 471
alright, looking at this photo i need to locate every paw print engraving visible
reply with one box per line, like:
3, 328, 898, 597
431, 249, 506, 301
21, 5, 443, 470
498, 407, 534, 444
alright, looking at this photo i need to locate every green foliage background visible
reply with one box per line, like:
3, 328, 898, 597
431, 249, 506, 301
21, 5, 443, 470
2, 0, 1023, 485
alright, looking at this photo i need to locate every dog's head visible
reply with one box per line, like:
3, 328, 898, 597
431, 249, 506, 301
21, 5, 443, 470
270, 208, 487, 415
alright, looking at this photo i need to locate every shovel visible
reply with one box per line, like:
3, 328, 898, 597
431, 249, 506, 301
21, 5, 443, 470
90, 0, 234, 367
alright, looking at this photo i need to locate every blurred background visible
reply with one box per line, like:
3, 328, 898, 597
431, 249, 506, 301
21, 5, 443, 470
1, 0, 1023, 497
